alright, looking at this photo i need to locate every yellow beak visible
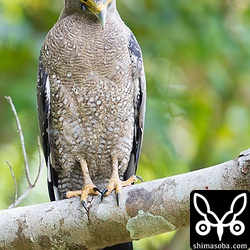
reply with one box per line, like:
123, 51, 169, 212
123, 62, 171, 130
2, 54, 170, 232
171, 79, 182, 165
80, 0, 109, 28
95, 8, 107, 29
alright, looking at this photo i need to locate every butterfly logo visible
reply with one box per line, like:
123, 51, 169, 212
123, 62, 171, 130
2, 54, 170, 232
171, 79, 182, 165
193, 193, 247, 241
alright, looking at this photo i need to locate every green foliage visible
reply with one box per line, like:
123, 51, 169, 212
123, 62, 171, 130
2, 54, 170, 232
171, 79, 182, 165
1, 0, 250, 249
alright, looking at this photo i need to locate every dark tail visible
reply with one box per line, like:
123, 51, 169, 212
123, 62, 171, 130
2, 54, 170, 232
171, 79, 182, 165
103, 242, 133, 250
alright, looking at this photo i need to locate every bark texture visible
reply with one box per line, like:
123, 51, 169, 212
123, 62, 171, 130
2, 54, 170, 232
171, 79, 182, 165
0, 150, 249, 250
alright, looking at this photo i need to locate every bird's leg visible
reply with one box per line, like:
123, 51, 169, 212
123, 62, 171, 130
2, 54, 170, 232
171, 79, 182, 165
66, 159, 100, 210
101, 156, 140, 205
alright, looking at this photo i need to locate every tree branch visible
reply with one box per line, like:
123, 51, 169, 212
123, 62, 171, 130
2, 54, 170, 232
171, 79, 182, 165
5, 96, 31, 185
0, 150, 249, 250
5, 161, 18, 208
5, 96, 45, 208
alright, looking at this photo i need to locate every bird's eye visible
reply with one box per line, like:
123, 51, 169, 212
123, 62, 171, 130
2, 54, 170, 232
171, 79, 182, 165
80, 0, 88, 11
81, 3, 87, 11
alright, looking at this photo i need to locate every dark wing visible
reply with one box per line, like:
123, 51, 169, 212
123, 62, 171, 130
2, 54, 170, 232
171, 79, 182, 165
37, 56, 59, 201
124, 33, 146, 180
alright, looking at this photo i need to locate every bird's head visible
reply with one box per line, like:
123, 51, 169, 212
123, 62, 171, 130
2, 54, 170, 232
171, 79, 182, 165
79, 0, 114, 28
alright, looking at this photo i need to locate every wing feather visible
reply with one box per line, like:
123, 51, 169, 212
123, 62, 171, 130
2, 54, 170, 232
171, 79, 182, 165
125, 33, 146, 179
37, 58, 59, 201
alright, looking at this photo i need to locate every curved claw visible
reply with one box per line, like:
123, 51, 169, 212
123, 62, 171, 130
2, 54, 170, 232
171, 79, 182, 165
93, 187, 102, 193
136, 175, 143, 182
116, 192, 120, 206
101, 187, 109, 201
82, 200, 88, 212
62, 191, 67, 199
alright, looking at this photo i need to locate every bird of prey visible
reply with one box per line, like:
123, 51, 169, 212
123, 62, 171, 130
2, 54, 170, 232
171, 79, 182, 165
37, 0, 146, 249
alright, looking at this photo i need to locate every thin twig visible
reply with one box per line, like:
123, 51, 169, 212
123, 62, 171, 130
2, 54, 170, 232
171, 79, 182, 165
8, 187, 33, 209
6, 161, 18, 209
5, 96, 32, 185
5, 96, 45, 208
33, 136, 45, 185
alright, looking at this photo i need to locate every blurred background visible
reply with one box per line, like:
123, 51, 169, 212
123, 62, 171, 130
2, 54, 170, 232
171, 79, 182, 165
1, 0, 250, 249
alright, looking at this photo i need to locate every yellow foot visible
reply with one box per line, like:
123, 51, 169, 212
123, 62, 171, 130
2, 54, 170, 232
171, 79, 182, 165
66, 185, 101, 210
101, 175, 142, 206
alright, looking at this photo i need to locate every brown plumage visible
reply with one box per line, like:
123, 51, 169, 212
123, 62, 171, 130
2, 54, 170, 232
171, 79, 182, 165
37, 1, 146, 248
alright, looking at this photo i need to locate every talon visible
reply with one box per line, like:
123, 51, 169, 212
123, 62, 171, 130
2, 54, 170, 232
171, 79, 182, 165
65, 184, 100, 212
93, 187, 101, 193
101, 187, 108, 201
62, 191, 67, 199
136, 175, 143, 182
102, 174, 141, 205
82, 200, 88, 211
116, 192, 120, 206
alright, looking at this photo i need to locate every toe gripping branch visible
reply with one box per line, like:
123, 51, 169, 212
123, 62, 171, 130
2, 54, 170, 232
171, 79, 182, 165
65, 185, 101, 212
101, 175, 143, 206
81, 187, 102, 211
